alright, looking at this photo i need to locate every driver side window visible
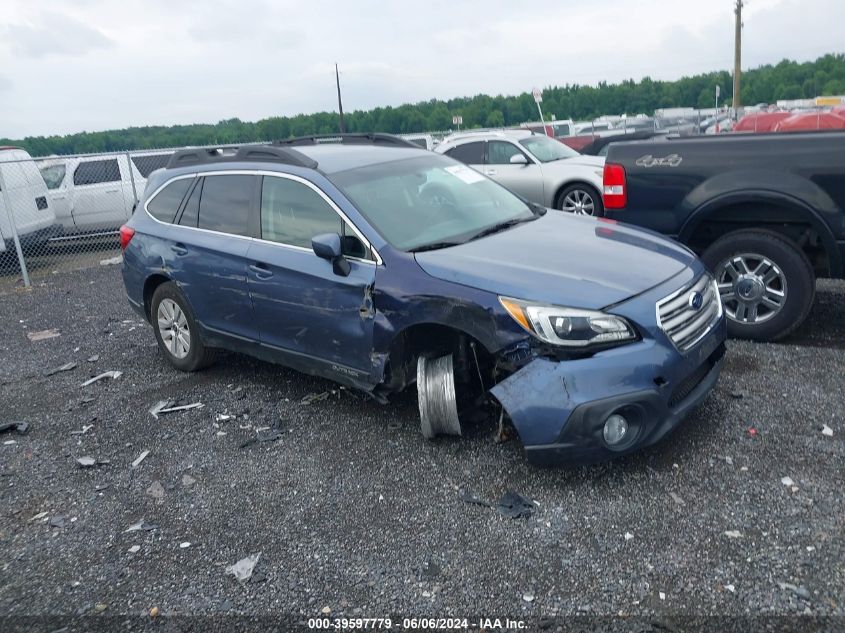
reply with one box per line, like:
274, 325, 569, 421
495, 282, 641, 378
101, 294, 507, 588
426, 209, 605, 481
261, 176, 369, 259
487, 141, 527, 165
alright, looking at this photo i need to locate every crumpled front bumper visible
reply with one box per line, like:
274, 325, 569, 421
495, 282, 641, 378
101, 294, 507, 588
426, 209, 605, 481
491, 308, 727, 467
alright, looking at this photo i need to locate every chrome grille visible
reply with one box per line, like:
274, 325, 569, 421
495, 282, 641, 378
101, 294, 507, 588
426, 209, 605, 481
657, 274, 722, 352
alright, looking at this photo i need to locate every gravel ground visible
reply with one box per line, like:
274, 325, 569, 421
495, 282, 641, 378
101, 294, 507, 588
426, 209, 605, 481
0, 267, 843, 628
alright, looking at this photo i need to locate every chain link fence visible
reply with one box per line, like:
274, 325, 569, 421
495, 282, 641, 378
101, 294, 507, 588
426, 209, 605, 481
0, 148, 179, 286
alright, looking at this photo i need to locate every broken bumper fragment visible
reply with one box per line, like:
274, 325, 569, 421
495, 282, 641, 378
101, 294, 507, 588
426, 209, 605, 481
491, 317, 726, 466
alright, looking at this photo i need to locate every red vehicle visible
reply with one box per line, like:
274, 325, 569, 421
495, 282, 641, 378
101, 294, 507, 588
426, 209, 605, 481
734, 112, 792, 133
773, 111, 845, 132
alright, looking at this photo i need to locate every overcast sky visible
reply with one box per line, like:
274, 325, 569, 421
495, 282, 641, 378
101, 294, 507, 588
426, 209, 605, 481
1, 0, 842, 138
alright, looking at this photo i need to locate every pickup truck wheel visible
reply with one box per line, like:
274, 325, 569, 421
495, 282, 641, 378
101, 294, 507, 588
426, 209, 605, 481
151, 282, 218, 371
557, 184, 603, 216
701, 230, 815, 341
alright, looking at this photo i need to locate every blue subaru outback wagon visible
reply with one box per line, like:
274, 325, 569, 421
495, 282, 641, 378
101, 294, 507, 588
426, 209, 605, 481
121, 134, 726, 465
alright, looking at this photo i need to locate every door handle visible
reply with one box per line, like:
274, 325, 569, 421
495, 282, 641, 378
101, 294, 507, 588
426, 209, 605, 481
105, 188, 120, 193
249, 263, 274, 279
170, 243, 188, 256
485, 169, 497, 176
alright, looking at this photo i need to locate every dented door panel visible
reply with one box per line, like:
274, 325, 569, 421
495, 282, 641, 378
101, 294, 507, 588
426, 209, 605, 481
246, 240, 377, 381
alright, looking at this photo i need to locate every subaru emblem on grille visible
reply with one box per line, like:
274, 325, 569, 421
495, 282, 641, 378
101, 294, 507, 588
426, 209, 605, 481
688, 291, 704, 310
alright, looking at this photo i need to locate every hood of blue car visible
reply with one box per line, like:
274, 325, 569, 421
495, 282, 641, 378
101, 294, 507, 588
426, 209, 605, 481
414, 212, 695, 310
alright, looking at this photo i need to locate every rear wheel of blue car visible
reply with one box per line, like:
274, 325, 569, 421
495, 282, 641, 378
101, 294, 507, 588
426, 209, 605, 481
151, 282, 218, 372
702, 229, 815, 341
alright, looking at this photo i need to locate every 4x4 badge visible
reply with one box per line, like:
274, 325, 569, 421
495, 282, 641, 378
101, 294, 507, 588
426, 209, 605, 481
636, 154, 683, 168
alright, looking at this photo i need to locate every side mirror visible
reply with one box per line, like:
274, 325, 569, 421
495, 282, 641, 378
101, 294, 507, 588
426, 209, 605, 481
312, 233, 351, 277
509, 154, 528, 165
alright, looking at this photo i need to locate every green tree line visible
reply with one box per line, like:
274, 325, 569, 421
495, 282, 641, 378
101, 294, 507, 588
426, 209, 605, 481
5, 54, 844, 157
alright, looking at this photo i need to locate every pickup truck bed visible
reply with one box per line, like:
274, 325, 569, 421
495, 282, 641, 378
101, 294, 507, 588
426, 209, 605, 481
602, 130, 845, 341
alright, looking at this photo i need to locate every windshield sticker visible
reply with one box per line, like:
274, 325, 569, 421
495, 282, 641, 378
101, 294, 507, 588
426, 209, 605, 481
635, 154, 683, 168
445, 165, 486, 184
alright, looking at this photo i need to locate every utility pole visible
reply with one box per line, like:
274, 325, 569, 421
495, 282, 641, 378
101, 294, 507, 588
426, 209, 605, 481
733, 0, 743, 113
335, 63, 345, 133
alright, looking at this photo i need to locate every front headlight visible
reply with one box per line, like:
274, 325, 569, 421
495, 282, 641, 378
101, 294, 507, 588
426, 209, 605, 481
499, 297, 636, 348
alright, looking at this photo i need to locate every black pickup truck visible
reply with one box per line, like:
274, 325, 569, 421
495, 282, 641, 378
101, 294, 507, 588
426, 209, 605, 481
601, 131, 845, 341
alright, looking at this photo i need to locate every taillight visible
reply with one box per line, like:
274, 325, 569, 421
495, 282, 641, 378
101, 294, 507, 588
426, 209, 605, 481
603, 163, 627, 209
119, 225, 135, 251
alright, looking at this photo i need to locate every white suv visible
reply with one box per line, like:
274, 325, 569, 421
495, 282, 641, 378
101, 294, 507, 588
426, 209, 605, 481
435, 130, 605, 215
39, 151, 172, 233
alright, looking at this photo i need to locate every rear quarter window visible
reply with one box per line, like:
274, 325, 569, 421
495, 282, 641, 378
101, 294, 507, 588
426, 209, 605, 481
146, 178, 193, 223
197, 175, 254, 237
132, 154, 172, 178
74, 159, 121, 185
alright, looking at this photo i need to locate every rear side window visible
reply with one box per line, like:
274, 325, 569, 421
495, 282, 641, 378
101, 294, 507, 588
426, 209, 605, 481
74, 159, 120, 185
131, 154, 172, 178
197, 175, 253, 237
445, 142, 484, 164
40, 164, 67, 190
260, 177, 342, 249
147, 178, 192, 223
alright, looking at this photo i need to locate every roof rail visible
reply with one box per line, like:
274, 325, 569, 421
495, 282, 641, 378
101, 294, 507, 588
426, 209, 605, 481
165, 145, 318, 170
273, 133, 420, 149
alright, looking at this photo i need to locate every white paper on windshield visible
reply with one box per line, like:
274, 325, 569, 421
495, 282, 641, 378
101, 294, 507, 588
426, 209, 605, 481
444, 165, 485, 184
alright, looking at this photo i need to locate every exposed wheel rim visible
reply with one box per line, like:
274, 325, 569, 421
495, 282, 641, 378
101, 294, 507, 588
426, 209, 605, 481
715, 253, 788, 325
157, 298, 191, 359
561, 189, 596, 215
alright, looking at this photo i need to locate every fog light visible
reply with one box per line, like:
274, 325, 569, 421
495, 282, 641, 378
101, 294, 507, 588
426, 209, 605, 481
603, 414, 629, 446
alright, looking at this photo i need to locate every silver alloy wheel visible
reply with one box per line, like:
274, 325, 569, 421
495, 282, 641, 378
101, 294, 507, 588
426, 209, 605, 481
157, 298, 191, 359
561, 189, 596, 215
715, 253, 788, 324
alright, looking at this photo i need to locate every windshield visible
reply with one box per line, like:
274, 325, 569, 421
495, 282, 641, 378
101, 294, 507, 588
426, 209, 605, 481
520, 136, 579, 162
330, 154, 533, 252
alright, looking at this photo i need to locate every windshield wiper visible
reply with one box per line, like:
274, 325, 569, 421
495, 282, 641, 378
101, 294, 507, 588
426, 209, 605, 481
408, 240, 465, 253
466, 215, 538, 242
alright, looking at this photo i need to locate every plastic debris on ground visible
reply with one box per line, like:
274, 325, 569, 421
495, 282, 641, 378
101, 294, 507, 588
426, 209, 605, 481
239, 418, 285, 449
81, 371, 122, 387
70, 425, 94, 436
781, 476, 795, 487
778, 582, 811, 600
125, 519, 158, 533
27, 329, 60, 342
300, 391, 331, 405
87, 355, 100, 363
77, 456, 109, 468
149, 400, 204, 419
624, 532, 634, 541
49, 516, 67, 528
226, 553, 261, 582
723, 530, 743, 539
128, 545, 141, 553
669, 492, 685, 506
459, 493, 493, 508
822, 424, 833, 437
44, 362, 78, 377
0, 421, 29, 435
497, 491, 536, 519
725, 584, 736, 593
132, 450, 150, 468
